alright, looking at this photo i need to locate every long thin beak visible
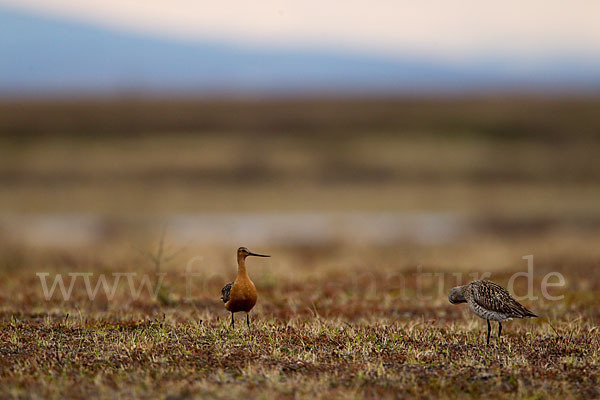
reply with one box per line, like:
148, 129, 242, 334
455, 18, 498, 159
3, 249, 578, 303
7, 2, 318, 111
248, 251, 270, 257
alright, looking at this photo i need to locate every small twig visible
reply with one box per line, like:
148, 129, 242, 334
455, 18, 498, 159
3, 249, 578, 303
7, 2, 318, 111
545, 317, 560, 338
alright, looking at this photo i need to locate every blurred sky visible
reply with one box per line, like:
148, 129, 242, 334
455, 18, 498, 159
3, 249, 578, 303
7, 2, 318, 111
2, 0, 600, 93
4, 0, 600, 60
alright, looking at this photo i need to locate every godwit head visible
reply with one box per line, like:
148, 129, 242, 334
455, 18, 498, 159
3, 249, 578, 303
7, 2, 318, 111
448, 286, 467, 304
237, 246, 270, 261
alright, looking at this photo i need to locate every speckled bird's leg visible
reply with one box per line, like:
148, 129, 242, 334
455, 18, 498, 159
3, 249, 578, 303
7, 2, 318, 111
486, 320, 491, 345
498, 322, 502, 341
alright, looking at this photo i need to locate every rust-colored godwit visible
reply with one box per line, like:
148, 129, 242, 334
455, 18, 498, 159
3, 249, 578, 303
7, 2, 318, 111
221, 247, 270, 328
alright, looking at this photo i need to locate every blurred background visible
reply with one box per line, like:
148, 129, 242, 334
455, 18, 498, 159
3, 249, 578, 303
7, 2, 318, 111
1, 0, 599, 253
1, 10, 600, 399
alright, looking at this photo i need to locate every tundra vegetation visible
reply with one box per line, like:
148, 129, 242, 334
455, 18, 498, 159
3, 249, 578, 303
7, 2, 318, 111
0, 97, 599, 398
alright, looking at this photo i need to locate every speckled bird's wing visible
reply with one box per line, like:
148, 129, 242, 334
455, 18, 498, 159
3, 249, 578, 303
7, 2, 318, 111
221, 282, 233, 303
470, 280, 537, 318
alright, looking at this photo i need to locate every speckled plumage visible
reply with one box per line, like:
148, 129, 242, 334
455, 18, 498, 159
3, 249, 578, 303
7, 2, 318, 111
220, 282, 233, 304
449, 280, 537, 344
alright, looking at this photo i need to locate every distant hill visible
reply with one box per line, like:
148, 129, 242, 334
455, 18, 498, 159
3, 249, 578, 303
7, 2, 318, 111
1, 6, 599, 95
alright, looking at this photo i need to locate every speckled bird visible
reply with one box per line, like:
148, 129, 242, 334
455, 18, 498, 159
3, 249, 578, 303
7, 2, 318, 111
449, 280, 537, 345
221, 247, 270, 329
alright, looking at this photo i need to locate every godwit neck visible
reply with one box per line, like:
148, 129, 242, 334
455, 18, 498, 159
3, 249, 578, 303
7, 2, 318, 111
235, 246, 270, 278
236, 255, 248, 277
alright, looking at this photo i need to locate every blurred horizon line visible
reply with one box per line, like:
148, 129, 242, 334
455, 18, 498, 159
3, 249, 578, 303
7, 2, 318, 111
4, 90, 600, 102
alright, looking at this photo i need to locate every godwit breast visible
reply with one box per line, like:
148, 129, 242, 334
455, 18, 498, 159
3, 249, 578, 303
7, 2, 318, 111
220, 247, 270, 329
449, 280, 537, 345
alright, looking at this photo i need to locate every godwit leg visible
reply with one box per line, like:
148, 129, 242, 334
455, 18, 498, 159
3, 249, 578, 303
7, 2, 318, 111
231, 312, 235, 328
498, 322, 502, 340
246, 313, 250, 329
486, 319, 491, 345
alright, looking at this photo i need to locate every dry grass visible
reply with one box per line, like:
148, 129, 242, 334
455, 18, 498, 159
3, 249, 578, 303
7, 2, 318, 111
2, 314, 597, 399
0, 235, 599, 399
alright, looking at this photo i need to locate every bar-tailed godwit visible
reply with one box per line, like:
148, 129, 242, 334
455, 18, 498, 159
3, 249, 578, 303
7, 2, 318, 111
221, 247, 270, 328
449, 280, 537, 344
